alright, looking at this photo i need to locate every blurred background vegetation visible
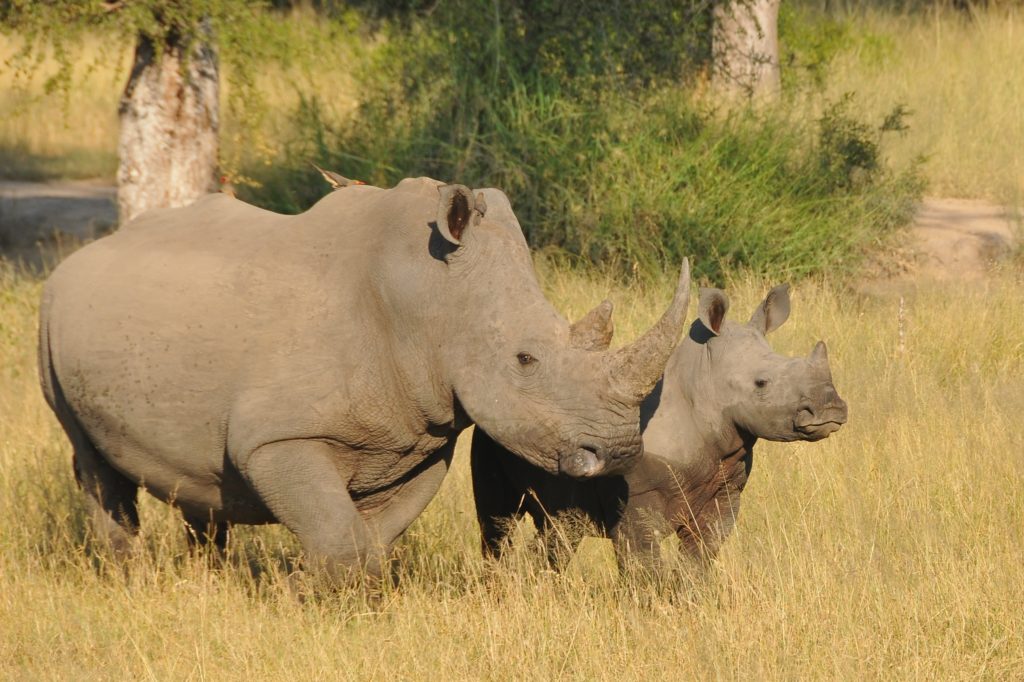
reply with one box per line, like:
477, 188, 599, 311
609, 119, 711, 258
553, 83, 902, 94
3, 1, 1023, 281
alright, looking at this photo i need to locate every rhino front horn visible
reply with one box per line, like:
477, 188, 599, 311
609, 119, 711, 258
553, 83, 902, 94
609, 258, 691, 404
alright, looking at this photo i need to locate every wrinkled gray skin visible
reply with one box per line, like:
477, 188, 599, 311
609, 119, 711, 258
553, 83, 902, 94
38, 177, 692, 578
472, 284, 848, 565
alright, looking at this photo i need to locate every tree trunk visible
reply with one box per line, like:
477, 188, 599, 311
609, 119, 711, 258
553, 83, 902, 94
712, 0, 781, 100
117, 26, 219, 224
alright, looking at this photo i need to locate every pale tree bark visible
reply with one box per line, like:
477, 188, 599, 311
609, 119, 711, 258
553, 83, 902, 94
117, 25, 219, 224
712, 0, 781, 100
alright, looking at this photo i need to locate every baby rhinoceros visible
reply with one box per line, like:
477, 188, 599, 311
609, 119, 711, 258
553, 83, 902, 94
471, 283, 848, 565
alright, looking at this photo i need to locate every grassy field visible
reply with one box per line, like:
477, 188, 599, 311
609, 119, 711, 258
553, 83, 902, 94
2, 4, 1023, 679
0, 36, 121, 180
0, 22, 361, 183
2, 258, 1022, 679
816, 6, 1024, 204
4, 6, 1023, 281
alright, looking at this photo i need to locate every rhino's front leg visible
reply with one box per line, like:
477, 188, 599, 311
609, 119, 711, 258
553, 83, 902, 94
366, 439, 455, 545
236, 439, 388, 580
611, 494, 670, 572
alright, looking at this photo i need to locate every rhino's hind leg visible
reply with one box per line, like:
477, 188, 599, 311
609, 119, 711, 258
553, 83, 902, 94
238, 440, 388, 582
43, 346, 140, 558
71, 438, 140, 559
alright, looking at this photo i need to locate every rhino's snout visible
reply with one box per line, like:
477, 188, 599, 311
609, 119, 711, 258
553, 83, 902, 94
558, 437, 642, 479
794, 387, 848, 441
559, 447, 606, 478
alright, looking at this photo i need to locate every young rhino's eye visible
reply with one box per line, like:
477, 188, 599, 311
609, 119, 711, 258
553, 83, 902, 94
517, 352, 536, 366
754, 378, 769, 389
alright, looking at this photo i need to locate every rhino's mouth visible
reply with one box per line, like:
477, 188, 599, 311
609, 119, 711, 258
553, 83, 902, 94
794, 420, 844, 441
559, 446, 606, 478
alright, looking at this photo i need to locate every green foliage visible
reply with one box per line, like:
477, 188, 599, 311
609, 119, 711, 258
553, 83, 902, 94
816, 94, 912, 191
239, 3, 922, 283
1, 1, 924, 282
778, 4, 854, 89
438, 0, 713, 88
779, 4, 901, 90
0, 1, 262, 49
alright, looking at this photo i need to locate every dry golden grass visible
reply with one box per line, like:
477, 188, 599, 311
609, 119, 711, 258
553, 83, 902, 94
821, 6, 1024, 204
0, 38, 123, 179
2, 7, 1023, 678
2, 257, 1022, 680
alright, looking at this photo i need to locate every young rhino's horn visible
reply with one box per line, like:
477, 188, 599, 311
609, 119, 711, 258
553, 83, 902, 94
810, 340, 829, 364
608, 259, 691, 404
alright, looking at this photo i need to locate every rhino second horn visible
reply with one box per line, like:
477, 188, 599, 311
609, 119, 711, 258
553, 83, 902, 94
570, 299, 614, 351
609, 258, 691, 404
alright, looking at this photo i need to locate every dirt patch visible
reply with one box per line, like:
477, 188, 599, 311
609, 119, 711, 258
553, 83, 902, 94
907, 198, 1017, 279
0, 180, 116, 268
858, 197, 1019, 294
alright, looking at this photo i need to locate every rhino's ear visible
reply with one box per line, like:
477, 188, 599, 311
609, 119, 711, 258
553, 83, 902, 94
436, 184, 486, 246
570, 299, 615, 351
749, 284, 791, 335
698, 288, 729, 335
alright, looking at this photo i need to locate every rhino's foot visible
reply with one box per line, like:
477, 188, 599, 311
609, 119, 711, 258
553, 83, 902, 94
284, 565, 393, 608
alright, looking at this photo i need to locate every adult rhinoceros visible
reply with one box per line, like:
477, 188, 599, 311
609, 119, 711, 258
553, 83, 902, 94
471, 284, 848, 565
38, 177, 691, 579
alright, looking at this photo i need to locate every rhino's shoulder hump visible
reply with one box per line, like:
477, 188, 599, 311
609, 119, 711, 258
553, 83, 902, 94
120, 193, 280, 234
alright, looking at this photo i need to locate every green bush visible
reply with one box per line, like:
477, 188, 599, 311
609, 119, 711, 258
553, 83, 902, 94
239, 2, 922, 283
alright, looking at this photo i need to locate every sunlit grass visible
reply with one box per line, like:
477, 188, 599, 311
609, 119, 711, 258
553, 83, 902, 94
2, 258, 1022, 679
0, 38, 123, 180
819, 6, 1024, 204
0, 15, 363, 183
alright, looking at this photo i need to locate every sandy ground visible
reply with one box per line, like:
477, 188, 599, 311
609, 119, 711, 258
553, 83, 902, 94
853, 197, 1020, 296
896, 197, 1017, 280
0, 182, 1019, 280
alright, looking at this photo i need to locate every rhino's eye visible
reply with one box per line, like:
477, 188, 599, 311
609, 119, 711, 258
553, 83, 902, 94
754, 378, 769, 389
516, 352, 536, 366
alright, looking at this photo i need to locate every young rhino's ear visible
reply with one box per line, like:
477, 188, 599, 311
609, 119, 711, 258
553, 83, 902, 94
749, 284, 791, 335
436, 184, 486, 246
570, 300, 615, 350
698, 287, 729, 335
